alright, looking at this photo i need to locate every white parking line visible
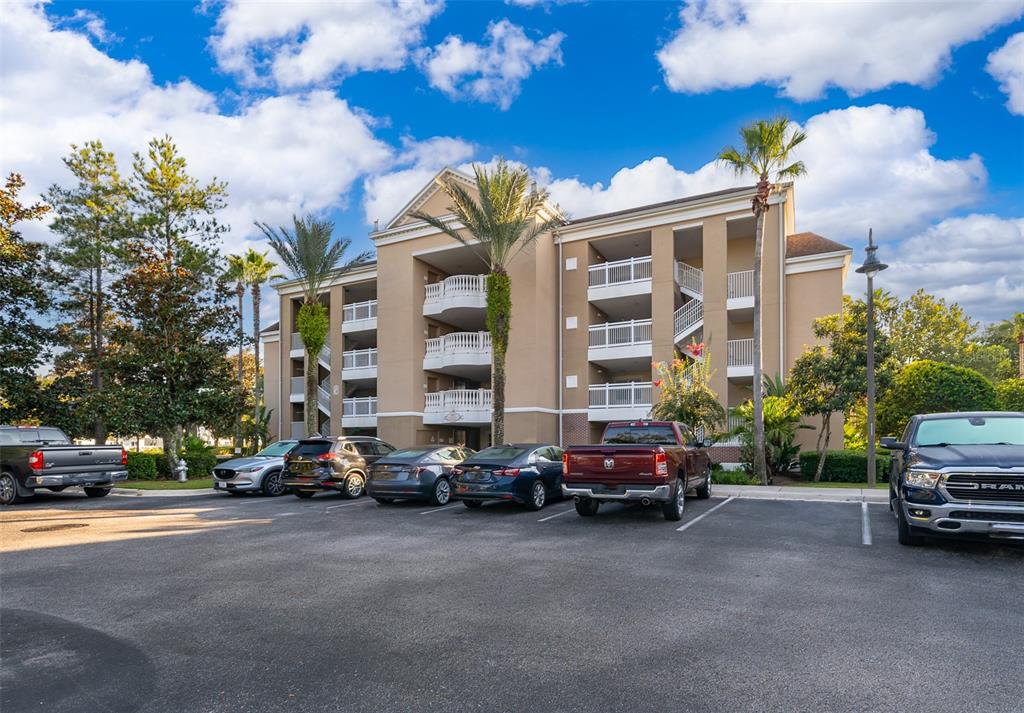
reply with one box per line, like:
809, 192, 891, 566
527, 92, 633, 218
420, 503, 460, 515
676, 496, 735, 533
325, 500, 373, 511
538, 507, 575, 522
861, 502, 873, 546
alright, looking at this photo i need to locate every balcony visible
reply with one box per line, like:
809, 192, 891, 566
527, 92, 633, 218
423, 275, 487, 328
588, 256, 652, 308
727, 270, 754, 311
289, 333, 331, 368
290, 377, 332, 415
727, 338, 754, 379
675, 261, 703, 298
423, 389, 492, 426
588, 382, 653, 422
342, 299, 377, 334
342, 348, 377, 382
290, 421, 305, 439
588, 319, 652, 369
342, 396, 377, 429
423, 331, 491, 378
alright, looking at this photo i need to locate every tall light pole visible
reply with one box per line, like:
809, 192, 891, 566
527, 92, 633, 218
856, 229, 887, 488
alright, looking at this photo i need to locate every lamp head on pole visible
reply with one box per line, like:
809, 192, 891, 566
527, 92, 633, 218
855, 228, 888, 280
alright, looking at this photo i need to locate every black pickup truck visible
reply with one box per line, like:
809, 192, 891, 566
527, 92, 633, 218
882, 412, 1024, 546
0, 425, 128, 505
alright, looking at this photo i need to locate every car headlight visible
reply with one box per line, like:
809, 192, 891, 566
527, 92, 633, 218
905, 470, 942, 488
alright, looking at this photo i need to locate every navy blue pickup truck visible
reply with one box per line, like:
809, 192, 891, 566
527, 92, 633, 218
882, 412, 1024, 546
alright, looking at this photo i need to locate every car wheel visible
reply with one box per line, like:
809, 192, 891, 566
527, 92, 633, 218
343, 472, 365, 499
293, 490, 315, 499
0, 473, 19, 506
83, 487, 110, 498
662, 478, 685, 521
261, 470, 286, 497
462, 500, 483, 509
430, 478, 452, 506
526, 480, 547, 511
695, 467, 712, 499
897, 504, 926, 546
373, 497, 394, 505
574, 498, 599, 517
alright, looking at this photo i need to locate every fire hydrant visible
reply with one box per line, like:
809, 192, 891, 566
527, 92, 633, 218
176, 459, 188, 483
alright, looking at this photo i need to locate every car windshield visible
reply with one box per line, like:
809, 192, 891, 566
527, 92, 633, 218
256, 441, 297, 457
384, 448, 434, 460
914, 416, 1024, 447
291, 441, 331, 458
603, 425, 677, 445
468, 446, 527, 462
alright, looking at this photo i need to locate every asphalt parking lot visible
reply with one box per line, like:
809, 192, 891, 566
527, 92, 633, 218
2, 490, 1023, 713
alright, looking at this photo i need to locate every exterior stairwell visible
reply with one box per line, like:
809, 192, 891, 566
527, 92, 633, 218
673, 262, 704, 356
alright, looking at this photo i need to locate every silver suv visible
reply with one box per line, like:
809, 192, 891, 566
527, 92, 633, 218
212, 441, 298, 496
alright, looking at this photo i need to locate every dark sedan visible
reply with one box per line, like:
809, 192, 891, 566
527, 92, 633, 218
366, 445, 475, 506
451, 444, 565, 510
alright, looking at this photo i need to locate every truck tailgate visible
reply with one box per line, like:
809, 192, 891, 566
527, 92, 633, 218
567, 447, 658, 483
40, 446, 124, 476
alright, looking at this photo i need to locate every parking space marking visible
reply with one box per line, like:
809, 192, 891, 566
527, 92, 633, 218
861, 502, 872, 546
419, 504, 460, 515
325, 500, 373, 511
538, 507, 575, 522
676, 496, 735, 533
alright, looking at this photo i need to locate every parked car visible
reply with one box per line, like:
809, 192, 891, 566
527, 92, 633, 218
451, 444, 565, 510
212, 440, 298, 496
562, 421, 712, 521
281, 436, 396, 499
882, 411, 1024, 546
366, 445, 475, 506
0, 425, 127, 505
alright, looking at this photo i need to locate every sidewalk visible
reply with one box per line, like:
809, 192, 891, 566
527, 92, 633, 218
110, 487, 217, 497
716, 484, 888, 503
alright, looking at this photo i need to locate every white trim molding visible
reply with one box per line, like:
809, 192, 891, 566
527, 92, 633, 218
784, 250, 853, 275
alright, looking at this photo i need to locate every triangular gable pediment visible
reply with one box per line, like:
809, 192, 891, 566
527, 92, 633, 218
386, 167, 477, 230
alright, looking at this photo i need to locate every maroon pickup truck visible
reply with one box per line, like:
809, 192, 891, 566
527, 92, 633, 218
561, 421, 712, 521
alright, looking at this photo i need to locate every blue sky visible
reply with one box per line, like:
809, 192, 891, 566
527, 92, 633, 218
2, 0, 1022, 324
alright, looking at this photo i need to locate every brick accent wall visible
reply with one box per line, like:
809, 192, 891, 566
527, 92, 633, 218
709, 445, 742, 464
561, 413, 590, 446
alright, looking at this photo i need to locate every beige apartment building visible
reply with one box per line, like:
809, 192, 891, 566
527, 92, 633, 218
261, 169, 851, 459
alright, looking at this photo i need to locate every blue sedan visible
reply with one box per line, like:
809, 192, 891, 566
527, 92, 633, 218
366, 446, 474, 506
451, 444, 565, 511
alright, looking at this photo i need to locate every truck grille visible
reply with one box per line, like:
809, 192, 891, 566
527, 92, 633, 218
213, 468, 235, 480
948, 510, 1024, 523
944, 473, 1024, 503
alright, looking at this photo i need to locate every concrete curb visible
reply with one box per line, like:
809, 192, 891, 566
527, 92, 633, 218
109, 487, 217, 498
715, 484, 889, 504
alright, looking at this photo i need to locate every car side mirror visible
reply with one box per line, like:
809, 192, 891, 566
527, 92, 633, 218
879, 437, 905, 451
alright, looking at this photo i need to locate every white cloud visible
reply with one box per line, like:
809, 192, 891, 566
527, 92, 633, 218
210, 0, 443, 88
866, 215, 1024, 322
987, 32, 1024, 115
62, 8, 119, 44
657, 0, 1024, 100
418, 19, 565, 109
546, 105, 986, 243
0, 1, 392, 260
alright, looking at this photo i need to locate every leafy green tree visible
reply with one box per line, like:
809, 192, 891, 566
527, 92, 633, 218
884, 289, 975, 366
411, 160, 562, 445
731, 396, 808, 482
46, 141, 128, 443
877, 360, 998, 436
717, 118, 807, 486
0, 174, 53, 423
241, 249, 280, 427
650, 346, 726, 443
109, 136, 242, 471
224, 253, 247, 452
996, 378, 1024, 412
258, 216, 369, 437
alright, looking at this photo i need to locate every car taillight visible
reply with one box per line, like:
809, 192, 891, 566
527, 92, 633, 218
121, 448, 128, 466
497, 468, 520, 477
655, 451, 668, 476
28, 450, 44, 470
562, 452, 569, 474
316, 452, 333, 462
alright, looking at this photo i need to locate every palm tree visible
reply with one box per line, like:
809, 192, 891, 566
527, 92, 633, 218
225, 253, 247, 453
242, 248, 281, 432
411, 160, 562, 445
718, 118, 807, 485
1014, 312, 1024, 378
257, 215, 371, 437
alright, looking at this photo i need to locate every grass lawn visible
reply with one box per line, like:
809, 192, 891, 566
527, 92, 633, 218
117, 479, 214, 490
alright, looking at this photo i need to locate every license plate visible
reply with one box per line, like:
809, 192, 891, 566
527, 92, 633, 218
216, 482, 226, 489
291, 462, 312, 473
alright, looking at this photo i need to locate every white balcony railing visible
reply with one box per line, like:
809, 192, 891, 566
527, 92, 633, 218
728, 270, 754, 300
424, 332, 492, 371
588, 319, 652, 348
290, 421, 305, 439
728, 338, 754, 367
317, 382, 330, 412
343, 396, 378, 417
290, 376, 303, 396
588, 382, 653, 410
342, 348, 377, 369
343, 299, 377, 322
588, 256, 652, 288
676, 262, 703, 296
674, 299, 703, 338
290, 332, 303, 351
424, 274, 487, 304
423, 389, 493, 425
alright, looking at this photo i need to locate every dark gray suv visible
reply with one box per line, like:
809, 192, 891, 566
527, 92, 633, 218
281, 436, 396, 499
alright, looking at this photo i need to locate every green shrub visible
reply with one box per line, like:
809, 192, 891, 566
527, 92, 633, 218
183, 451, 218, 478
798, 450, 890, 483
878, 360, 998, 436
996, 378, 1024, 412
713, 469, 762, 485
153, 453, 172, 479
125, 452, 158, 480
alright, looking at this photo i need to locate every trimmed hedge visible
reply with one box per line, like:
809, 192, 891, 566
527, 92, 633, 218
714, 468, 761, 485
798, 450, 890, 483
126, 452, 158, 480
183, 451, 218, 478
